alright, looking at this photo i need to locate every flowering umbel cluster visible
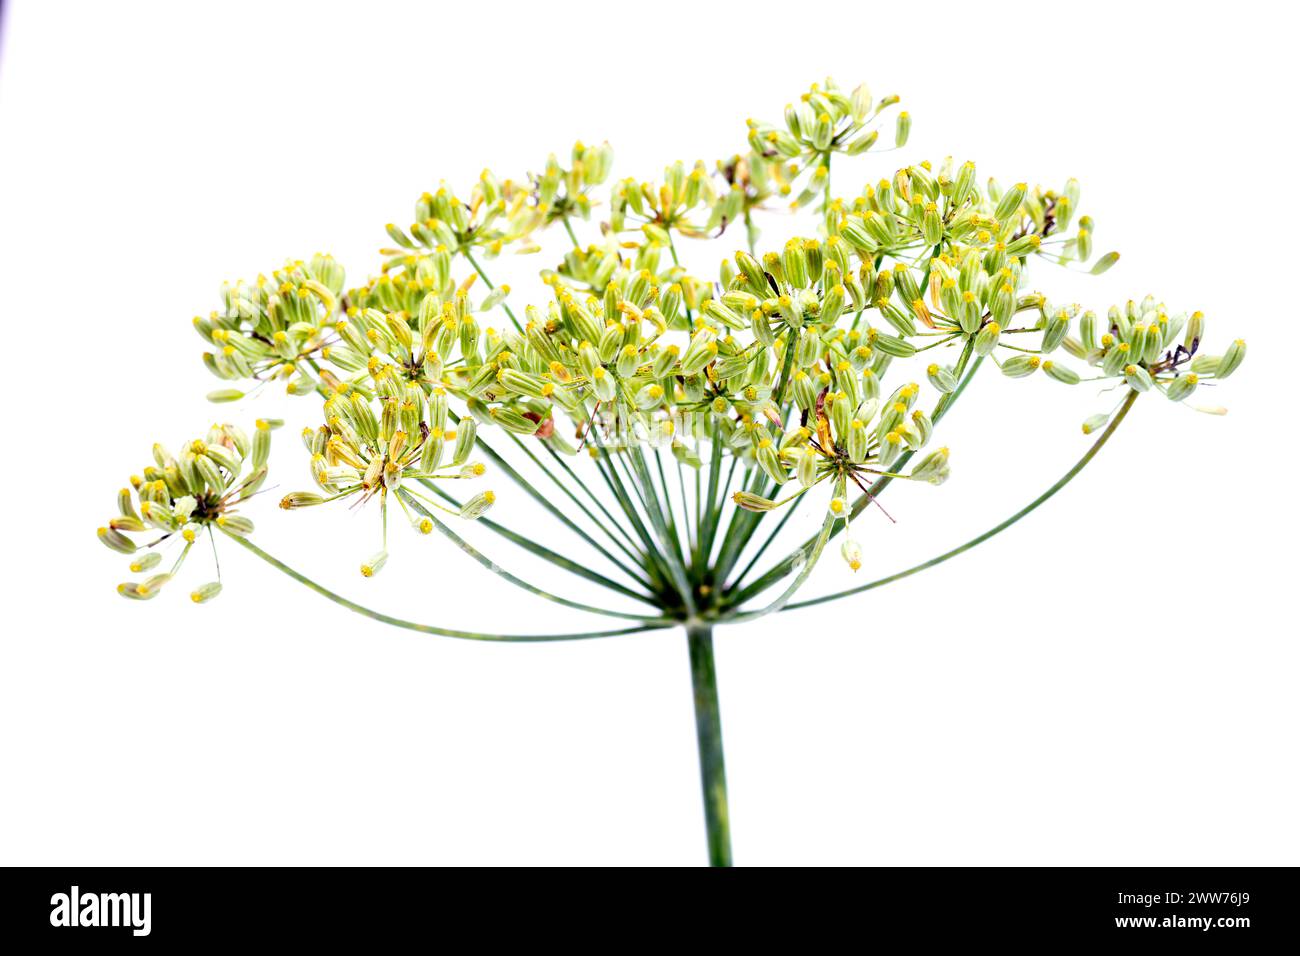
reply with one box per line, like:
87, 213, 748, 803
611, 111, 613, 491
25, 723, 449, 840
98, 421, 280, 602
101, 76, 1244, 610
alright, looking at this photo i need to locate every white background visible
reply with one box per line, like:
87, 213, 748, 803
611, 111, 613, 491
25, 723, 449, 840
1, 0, 1296, 866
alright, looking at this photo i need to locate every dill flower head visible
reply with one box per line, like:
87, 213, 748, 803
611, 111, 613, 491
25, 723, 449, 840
381, 171, 548, 262
195, 253, 344, 402
283, 379, 493, 576
98, 420, 280, 601
139, 74, 1248, 593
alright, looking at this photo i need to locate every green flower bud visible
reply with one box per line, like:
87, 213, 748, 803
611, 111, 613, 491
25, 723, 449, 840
894, 111, 911, 147
911, 408, 933, 445
136, 574, 172, 597
993, 182, 1026, 223
910, 446, 950, 482
845, 128, 878, 155
735, 251, 768, 294
190, 581, 223, 604
841, 538, 863, 572
216, 515, 255, 536
491, 403, 543, 434
797, 447, 819, 487
1042, 312, 1070, 353
781, 239, 809, 289
796, 328, 823, 367
819, 284, 846, 327
828, 390, 852, 438
838, 216, 875, 253
927, 363, 957, 393
128, 551, 162, 574
660, 284, 684, 325
1001, 354, 1041, 378
680, 332, 719, 376
878, 430, 904, 469
360, 550, 388, 578
1078, 310, 1098, 351
974, 320, 1001, 356
871, 332, 915, 358
1081, 413, 1110, 435
652, 344, 680, 378
1123, 364, 1153, 392
880, 300, 917, 337
1217, 339, 1246, 379
1165, 373, 1199, 402
1041, 360, 1080, 385
921, 202, 942, 246
791, 370, 818, 410
459, 490, 496, 520
116, 582, 156, 601
250, 420, 272, 470
597, 323, 624, 364
280, 492, 326, 509
499, 368, 550, 400
590, 366, 616, 402
1089, 251, 1120, 275
1101, 342, 1132, 376
847, 420, 868, 463
755, 439, 786, 485
452, 419, 477, 465
1004, 234, 1041, 258
733, 491, 780, 513
98, 526, 137, 554
635, 382, 665, 409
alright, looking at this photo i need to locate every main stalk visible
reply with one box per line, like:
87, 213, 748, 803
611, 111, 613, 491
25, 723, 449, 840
686, 622, 732, 867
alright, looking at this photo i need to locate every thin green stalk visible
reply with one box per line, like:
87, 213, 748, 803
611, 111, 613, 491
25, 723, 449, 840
931, 336, 977, 424
562, 217, 581, 249
465, 424, 654, 590
462, 249, 523, 332
589, 444, 671, 581
710, 467, 768, 585
693, 435, 729, 575
783, 388, 1139, 612
586, 431, 679, 597
627, 448, 697, 615
543, 444, 644, 554
505, 431, 646, 566
221, 531, 674, 641
398, 491, 661, 621
417, 479, 657, 605
722, 491, 798, 594
723, 511, 837, 622
686, 623, 731, 867
675, 454, 697, 557
653, 448, 689, 564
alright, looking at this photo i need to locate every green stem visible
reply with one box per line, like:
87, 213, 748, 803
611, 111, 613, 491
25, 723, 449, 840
221, 531, 674, 641
462, 249, 523, 332
724, 511, 836, 622
562, 217, 581, 249
686, 623, 731, 867
463, 424, 654, 590
504, 431, 647, 568
397, 491, 660, 621
783, 389, 1139, 612
417, 479, 656, 605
